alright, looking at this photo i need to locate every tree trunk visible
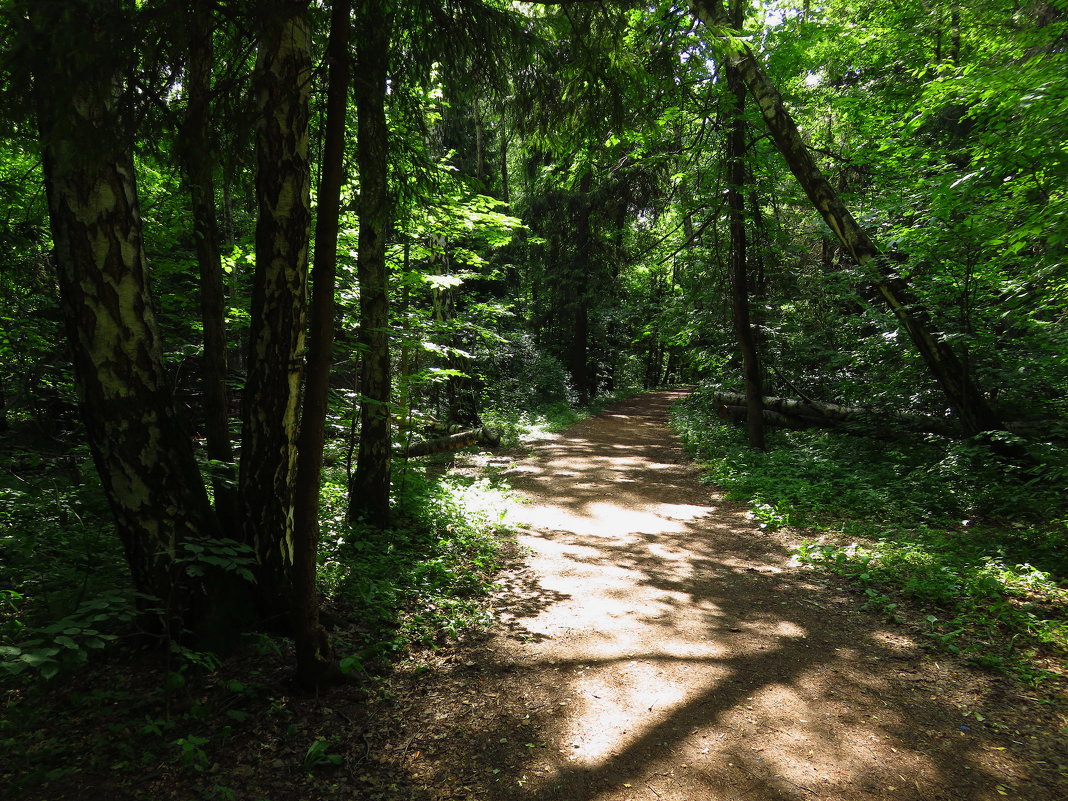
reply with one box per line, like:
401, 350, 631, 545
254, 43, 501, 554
291, 0, 351, 689
690, 0, 1004, 437
31, 0, 221, 628
347, 0, 393, 527
239, 1, 312, 626
179, 0, 238, 533
725, 6, 764, 450
567, 170, 593, 405
474, 98, 486, 186
500, 114, 511, 209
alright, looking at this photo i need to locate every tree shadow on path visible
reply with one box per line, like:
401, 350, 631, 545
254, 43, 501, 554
393, 391, 1066, 801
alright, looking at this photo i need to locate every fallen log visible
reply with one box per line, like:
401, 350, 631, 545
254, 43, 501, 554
718, 404, 847, 431
713, 392, 1067, 441
713, 391, 957, 435
396, 426, 501, 458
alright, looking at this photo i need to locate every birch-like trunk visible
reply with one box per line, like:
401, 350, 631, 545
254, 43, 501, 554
239, 1, 312, 624
32, 0, 220, 627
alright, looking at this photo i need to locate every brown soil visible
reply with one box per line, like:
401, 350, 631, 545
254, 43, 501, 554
365, 390, 1067, 801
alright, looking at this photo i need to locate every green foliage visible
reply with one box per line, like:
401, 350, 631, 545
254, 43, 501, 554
481, 333, 576, 414
318, 465, 512, 661
0, 450, 132, 678
177, 539, 257, 584
795, 535, 1067, 683
674, 388, 1068, 685
674, 387, 1068, 528
174, 734, 211, 772
0, 450, 260, 682
752, 0, 1068, 417
482, 387, 640, 450
303, 737, 343, 772
0, 592, 132, 680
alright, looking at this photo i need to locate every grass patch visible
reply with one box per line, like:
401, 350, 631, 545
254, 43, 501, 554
672, 387, 1068, 689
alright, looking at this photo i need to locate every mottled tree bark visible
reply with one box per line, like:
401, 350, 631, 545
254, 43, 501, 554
347, 0, 393, 527
31, 0, 221, 624
691, 0, 1003, 436
293, 0, 350, 688
179, 0, 238, 533
239, 0, 312, 625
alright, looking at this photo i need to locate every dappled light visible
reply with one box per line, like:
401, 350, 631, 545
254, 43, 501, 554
384, 391, 1066, 801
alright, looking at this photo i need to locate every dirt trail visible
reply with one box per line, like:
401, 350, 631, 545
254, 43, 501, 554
380, 391, 1066, 801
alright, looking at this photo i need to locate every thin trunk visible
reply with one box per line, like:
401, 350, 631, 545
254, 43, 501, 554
567, 171, 593, 404
347, 0, 392, 526
292, 0, 350, 689
725, 11, 764, 450
660, 351, 678, 387
747, 188, 768, 298
180, 0, 237, 533
474, 98, 485, 186
950, 6, 961, 66
31, 0, 221, 629
239, 1, 312, 625
222, 180, 236, 249
500, 115, 511, 208
398, 241, 415, 443
690, 0, 1004, 437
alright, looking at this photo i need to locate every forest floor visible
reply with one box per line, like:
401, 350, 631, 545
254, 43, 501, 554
355, 389, 1067, 801
8, 390, 1067, 801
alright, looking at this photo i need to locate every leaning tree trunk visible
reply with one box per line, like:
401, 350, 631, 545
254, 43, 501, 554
690, 0, 1003, 437
347, 0, 393, 527
31, 0, 221, 628
179, 0, 238, 534
239, 1, 312, 626
292, 0, 350, 689
724, 7, 765, 450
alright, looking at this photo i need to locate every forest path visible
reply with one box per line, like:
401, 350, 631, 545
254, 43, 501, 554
381, 390, 1065, 801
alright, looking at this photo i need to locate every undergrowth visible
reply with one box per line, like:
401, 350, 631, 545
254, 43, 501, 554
1, 441, 515, 798
672, 386, 1068, 690
317, 464, 513, 672
1, 450, 513, 682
